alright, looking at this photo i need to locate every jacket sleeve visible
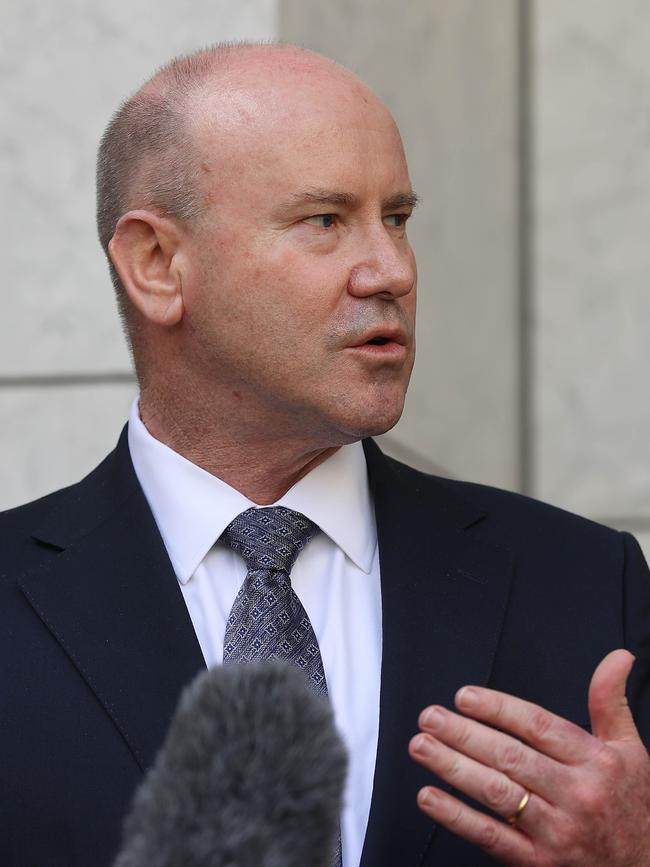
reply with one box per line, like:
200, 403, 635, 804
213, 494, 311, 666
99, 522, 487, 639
622, 531, 650, 750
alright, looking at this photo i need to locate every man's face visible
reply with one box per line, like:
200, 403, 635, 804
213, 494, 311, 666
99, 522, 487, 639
180, 62, 417, 447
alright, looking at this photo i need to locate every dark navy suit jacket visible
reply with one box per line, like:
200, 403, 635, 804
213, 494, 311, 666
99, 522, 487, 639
2, 429, 649, 866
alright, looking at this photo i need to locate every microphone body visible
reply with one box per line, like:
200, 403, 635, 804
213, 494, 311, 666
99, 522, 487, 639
113, 661, 347, 867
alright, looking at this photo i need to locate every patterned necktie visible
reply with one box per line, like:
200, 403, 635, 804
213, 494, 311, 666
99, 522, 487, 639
221, 505, 328, 693
221, 506, 342, 867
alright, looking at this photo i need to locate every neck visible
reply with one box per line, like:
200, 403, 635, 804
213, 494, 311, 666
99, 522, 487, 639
138, 394, 341, 505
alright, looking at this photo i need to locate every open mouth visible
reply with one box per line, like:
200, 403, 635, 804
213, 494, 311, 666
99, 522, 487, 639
349, 328, 407, 352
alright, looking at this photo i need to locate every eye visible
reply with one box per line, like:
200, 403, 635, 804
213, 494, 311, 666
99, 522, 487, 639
384, 213, 409, 228
303, 214, 337, 229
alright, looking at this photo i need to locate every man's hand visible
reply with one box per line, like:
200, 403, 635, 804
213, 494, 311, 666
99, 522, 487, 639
409, 650, 650, 866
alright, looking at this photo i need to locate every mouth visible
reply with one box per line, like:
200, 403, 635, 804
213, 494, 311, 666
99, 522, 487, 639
353, 326, 408, 347
347, 327, 410, 358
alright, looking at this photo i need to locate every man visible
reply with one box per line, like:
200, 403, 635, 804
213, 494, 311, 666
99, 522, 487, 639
1, 42, 649, 867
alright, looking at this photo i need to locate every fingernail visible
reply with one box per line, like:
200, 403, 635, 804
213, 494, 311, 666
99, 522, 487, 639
422, 708, 444, 732
457, 686, 479, 709
418, 788, 435, 807
411, 734, 430, 756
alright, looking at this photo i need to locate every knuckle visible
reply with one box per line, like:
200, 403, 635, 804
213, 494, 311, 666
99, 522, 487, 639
570, 781, 605, 816
557, 830, 583, 861
443, 754, 464, 783
525, 707, 553, 741
540, 827, 572, 858
455, 718, 473, 751
594, 743, 624, 778
552, 825, 574, 850
531, 813, 579, 865
475, 817, 501, 851
496, 739, 524, 774
491, 694, 507, 724
548, 807, 583, 848
447, 801, 465, 829
531, 748, 551, 781
482, 774, 511, 810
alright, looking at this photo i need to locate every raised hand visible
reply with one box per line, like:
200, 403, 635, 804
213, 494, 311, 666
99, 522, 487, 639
409, 650, 650, 866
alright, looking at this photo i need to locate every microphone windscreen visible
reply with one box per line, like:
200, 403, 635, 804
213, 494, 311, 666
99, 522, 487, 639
112, 661, 347, 867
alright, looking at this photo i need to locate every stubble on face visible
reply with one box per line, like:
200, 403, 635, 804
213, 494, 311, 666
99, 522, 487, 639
129, 46, 417, 502
171, 51, 417, 447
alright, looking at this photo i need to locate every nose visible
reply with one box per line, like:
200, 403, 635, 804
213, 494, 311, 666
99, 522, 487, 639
346, 225, 416, 301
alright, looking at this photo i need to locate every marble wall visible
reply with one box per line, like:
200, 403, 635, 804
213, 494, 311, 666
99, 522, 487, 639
0, 0, 277, 509
282, 0, 522, 488
532, 0, 650, 552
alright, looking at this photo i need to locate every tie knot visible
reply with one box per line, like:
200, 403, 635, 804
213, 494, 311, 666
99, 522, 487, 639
221, 506, 318, 573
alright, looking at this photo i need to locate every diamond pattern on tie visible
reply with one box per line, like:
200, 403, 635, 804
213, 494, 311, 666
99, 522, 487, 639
221, 506, 329, 697
221, 506, 342, 867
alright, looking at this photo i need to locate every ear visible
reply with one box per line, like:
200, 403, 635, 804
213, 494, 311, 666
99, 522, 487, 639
108, 210, 185, 327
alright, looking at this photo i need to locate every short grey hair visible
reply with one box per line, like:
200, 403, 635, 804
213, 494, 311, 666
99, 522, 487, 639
95, 43, 257, 335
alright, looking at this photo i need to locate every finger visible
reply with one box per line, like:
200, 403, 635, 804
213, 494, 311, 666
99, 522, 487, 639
588, 649, 639, 742
415, 706, 565, 803
409, 731, 539, 820
416, 785, 535, 867
453, 685, 598, 765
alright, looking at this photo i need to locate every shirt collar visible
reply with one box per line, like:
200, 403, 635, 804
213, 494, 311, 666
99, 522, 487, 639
127, 400, 376, 583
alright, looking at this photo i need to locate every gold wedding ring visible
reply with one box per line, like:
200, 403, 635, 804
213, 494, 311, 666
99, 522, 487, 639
507, 790, 531, 827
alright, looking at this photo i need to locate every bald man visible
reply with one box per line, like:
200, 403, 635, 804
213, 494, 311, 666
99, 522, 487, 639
1, 43, 650, 867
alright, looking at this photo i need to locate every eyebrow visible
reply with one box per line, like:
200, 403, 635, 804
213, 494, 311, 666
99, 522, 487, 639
383, 191, 420, 210
284, 188, 420, 211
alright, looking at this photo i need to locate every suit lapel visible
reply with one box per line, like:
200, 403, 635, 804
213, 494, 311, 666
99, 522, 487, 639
18, 429, 205, 772
360, 440, 514, 867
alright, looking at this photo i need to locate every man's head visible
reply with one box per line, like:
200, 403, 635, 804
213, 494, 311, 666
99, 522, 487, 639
98, 43, 417, 448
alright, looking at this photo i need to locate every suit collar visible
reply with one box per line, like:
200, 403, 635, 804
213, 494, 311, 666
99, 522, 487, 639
363, 438, 487, 531
31, 427, 138, 550
127, 403, 375, 581
360, 439, 514, 867
21, 427, 206, 772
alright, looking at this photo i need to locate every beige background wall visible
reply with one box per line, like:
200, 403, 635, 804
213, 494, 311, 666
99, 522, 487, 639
532, 0, 650, 556
2, 1, 649, 554
1, 0, 276, 507
282, 0, 522, 489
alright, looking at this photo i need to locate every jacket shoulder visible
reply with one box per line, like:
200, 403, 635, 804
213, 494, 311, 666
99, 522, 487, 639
0, 435, 133, 571
0, 486, 74, 564
381, 447, 624, 555
446, 475, 619, 538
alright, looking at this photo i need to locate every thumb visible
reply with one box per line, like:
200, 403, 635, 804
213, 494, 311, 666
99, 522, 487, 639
588, 648, 639, 742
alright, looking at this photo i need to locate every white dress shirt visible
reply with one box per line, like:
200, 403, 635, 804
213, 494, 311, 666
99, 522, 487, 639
127, 400, 382, 867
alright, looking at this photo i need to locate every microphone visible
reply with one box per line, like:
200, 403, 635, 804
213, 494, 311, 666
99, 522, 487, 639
112, 661, 347, 867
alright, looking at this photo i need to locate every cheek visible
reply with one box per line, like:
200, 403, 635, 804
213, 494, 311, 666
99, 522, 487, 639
266, 246, 351, 314
188, 229, 351, 339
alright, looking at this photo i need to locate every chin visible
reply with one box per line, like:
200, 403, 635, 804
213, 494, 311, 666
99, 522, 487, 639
347, 417, 402, 440
304, 375, 411, 445
332, 396, 406, 441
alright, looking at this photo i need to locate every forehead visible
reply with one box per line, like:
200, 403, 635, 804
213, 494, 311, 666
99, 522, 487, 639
191, 62, 411, 199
